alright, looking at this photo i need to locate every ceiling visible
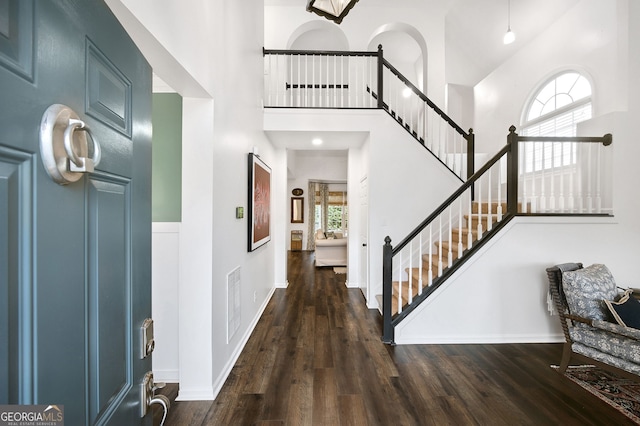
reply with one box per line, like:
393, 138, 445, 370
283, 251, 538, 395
266, 130, 369, 152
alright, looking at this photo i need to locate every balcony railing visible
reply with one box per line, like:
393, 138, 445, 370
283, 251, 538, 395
263, 46, 474, 181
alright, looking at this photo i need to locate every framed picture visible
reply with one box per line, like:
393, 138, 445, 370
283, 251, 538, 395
248, 153, 271, 251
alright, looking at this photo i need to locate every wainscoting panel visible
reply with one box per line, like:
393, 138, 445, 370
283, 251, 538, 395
152, 222, 180, 382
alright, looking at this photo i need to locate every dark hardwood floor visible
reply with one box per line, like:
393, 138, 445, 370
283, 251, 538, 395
156, 251, 635, 425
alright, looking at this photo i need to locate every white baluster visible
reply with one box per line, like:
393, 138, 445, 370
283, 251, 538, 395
559, 142, 565, 212
340, 56, 344, 108
539, 142, 547, 212
476, 178, 483, 240
326, 55, 330, 107
458, 197, 464, 260
586, 143, 593, 213
397, 251, 403, 314
497, 155, 504, 219
312, 54, 316, 107
529, 142, 536, 213
418, 232, 423, 295
438, 216, 443, 276
408, 242, 413, 304
467, 189, 473, 250
428, 224, 433, 285
595, 143, 602, 213
447, 207, 453, 267
288, 55, 293, 107
487, 166, 493, 231
549, 142, 556, 212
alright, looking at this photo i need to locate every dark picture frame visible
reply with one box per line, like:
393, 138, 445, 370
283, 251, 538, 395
248, 153, 271, 251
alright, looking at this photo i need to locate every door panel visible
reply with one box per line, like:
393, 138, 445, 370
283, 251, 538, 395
87, 176, 131, 423
0, 147, 34, 405
0, 0, 34, 82
0, 0, 152, 424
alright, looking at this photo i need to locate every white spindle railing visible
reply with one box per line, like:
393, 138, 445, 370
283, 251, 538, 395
264, 50, 378, 109
517, 138, 612, 214
387, 153, 508, 315
264, 48, 474, 181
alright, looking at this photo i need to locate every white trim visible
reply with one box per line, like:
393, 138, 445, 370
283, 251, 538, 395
152, 369, 179, 383
275, 280, 289, 289
152, 222, 181, 233
175, 388, 216, 401
396, 334, 565, 345
209, 286, 276, 400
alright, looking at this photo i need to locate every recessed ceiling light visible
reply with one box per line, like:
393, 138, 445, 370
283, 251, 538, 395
402, 87, 412, 98
312, 138, 323, 146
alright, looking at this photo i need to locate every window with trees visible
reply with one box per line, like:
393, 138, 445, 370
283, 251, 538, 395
314, 191, 347, 233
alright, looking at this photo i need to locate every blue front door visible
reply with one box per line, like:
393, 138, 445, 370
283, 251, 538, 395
0, 1, 152, 424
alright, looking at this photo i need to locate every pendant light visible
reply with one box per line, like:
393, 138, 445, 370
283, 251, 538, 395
503, 0, 516, 45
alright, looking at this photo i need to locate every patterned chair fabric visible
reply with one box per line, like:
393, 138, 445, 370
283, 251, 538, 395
562, 264, 617, 321
547, 262, 640, 378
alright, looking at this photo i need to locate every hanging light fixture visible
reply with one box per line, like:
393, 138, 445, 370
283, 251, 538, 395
307, 0, 359, 24
503, 0, 515, 44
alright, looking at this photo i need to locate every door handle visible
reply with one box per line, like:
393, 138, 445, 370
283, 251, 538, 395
64, 118, 100, 173
40, 104, 101, 185
141, 371, 170, 423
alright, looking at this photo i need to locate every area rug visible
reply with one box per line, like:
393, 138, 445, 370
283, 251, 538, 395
552, 365, 640, 423
333, 267, 347, 274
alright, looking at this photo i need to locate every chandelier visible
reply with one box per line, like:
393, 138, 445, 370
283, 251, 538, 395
306, 0, 360, 24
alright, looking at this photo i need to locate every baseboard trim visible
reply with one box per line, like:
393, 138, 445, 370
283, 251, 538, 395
210, 286, 276, 399
175, 388, 216, 401
395, 333, 565, 345
275, 280, 289, 289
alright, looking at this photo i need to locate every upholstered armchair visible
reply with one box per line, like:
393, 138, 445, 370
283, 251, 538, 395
547, 263, 640, 379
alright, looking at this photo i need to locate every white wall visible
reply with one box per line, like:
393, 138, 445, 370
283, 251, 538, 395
265, 109, 462, 308
108, 0, 281, 400
473, 0, 624, 154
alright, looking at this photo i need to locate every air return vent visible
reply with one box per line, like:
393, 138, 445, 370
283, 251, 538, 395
227, 267, 241, 343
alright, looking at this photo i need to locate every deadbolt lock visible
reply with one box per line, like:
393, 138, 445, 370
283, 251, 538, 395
141, 318, 155, 359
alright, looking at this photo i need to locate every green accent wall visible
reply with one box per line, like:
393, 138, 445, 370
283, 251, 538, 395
152, 93, 182, 222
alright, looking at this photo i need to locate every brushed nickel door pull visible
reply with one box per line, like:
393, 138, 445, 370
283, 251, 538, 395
40, 104, 101, 185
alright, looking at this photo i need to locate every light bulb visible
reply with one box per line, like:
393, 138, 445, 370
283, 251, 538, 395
503, 29, 515, 45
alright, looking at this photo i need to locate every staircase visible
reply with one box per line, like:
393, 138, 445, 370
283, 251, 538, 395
381, 200, 526, 316
261, 46, 615, 345
381, 129, 614, 344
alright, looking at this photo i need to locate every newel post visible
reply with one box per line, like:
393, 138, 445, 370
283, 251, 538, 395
382, 236, 394, 344
377, 44, 384, 110
506, 125, 519, 215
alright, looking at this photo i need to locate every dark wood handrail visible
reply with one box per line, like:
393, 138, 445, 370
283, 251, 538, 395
392, 144, 510, 255
517, 133, 612, 145
263, 47, 377, 57
381, 58, 469, 138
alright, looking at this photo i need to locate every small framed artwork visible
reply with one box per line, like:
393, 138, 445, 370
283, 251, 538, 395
248, 153, 271, 251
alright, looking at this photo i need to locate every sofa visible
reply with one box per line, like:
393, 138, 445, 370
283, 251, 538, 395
314, 230, 347, 267
546, 262, 640, 378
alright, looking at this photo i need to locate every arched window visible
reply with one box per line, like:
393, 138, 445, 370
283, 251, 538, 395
521, 71, 592, 171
